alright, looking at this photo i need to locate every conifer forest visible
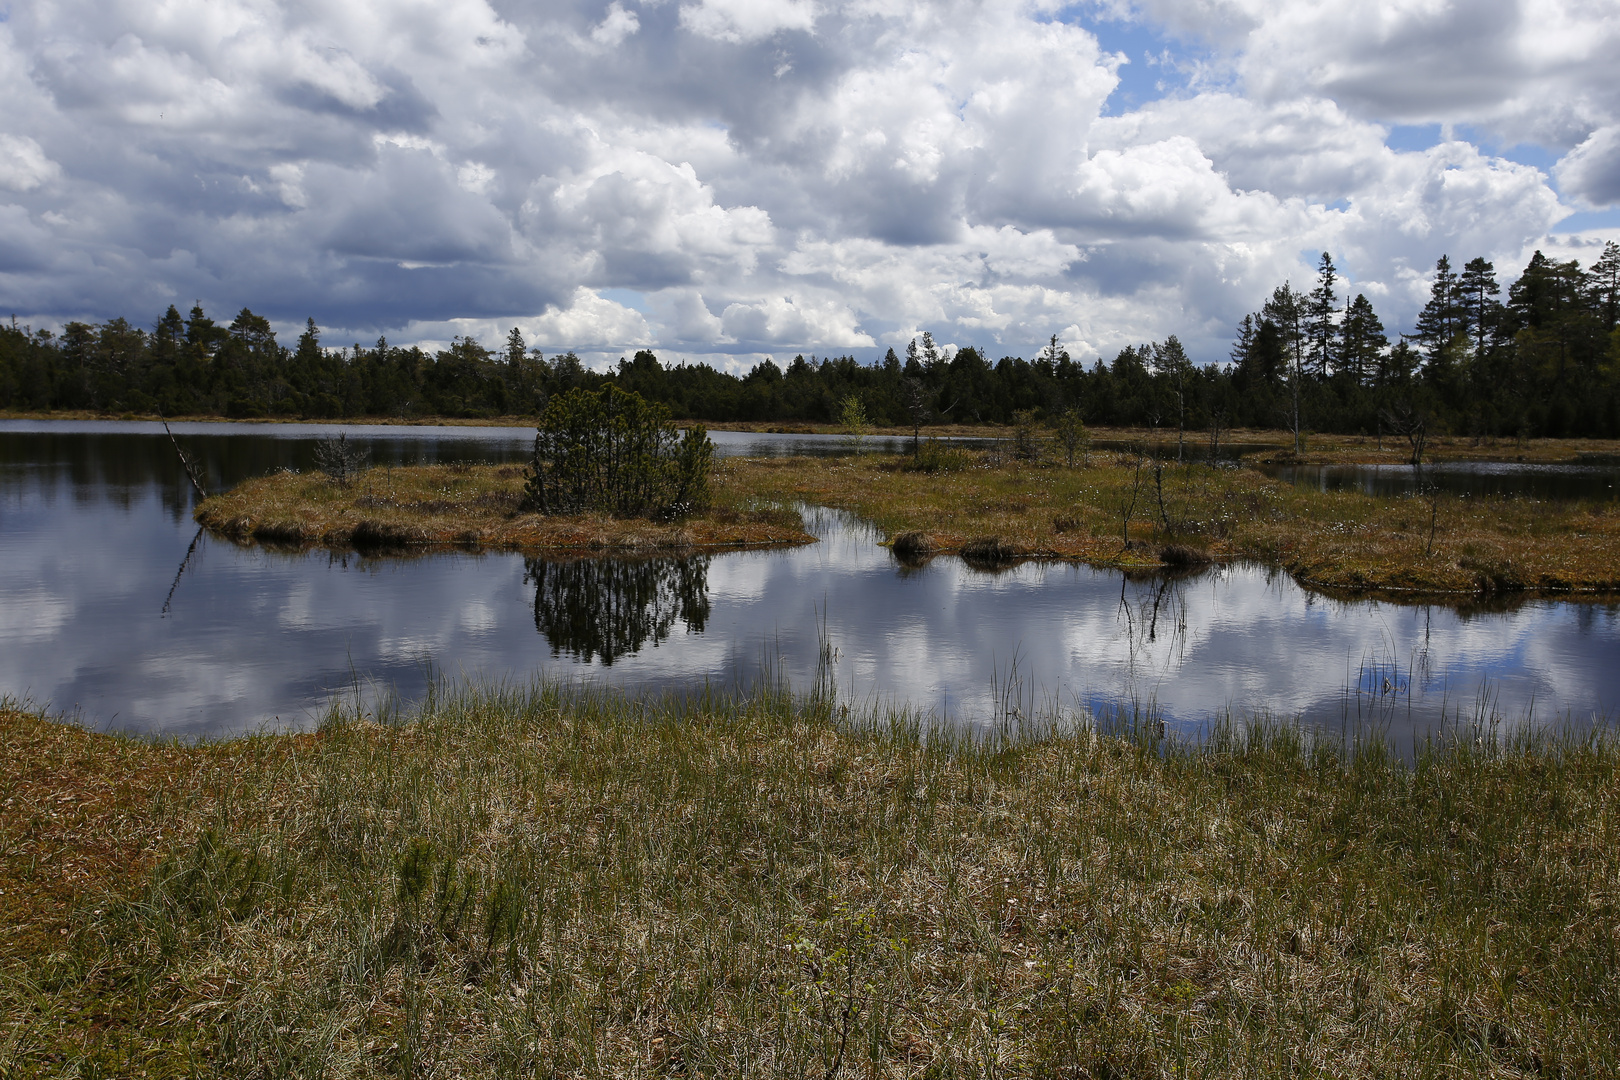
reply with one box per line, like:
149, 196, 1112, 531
4, 243, 1617, 438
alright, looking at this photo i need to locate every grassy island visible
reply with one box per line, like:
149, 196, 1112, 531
724, 453, 1620, 597
195, 449, 1620, 597
5, 691, 1620, 1077
194, 462, 813, 554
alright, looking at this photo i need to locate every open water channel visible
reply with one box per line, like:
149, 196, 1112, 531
2, 420, 1617, 740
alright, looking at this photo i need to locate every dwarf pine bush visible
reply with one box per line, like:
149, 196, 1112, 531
522, 385, 714, 518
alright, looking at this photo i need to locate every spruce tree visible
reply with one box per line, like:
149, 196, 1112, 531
1457, 257, 1501, 356
1339, 294, 1386, 386
1307, 252, 1339, 377
1414, 255, 1463, 361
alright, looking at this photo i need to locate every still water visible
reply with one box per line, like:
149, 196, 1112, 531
2, 421, 1616, 739
1264, 461, 1620, 500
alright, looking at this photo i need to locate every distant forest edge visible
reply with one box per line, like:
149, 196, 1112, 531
4, 244, 1618, 438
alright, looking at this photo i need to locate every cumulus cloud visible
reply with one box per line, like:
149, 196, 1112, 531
0, 135, 61, 192
1556, 126, 1620, 208
0, 0, 1614, 364
679, 0, 819, 44
524, 287, 653, 348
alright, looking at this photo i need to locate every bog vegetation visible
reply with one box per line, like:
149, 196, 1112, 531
5, 689, 1620, 1078
522, 385, 714, 519
4, 243, 1618, 438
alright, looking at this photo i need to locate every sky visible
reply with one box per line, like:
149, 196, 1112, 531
2, 0, 1617, 372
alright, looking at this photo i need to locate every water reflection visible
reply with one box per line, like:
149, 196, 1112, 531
0, 419, 964, 525
526, 556, 710, 664
2, 424, 1618, 739
1263, 461, 1620, 501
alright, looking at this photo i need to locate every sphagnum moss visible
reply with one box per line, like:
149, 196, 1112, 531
5, 691, 1620, 1078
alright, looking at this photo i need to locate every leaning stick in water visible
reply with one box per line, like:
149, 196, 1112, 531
160, 415, 209, 500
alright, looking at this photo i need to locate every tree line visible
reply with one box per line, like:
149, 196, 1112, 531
2, 241, 1616, 437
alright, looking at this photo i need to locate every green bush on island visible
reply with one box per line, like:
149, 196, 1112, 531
522, 384, 714, 518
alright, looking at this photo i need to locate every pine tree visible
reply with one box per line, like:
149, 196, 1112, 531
1229, 314, 1256, 368
151, 305, 185, 361
1413, 255, 1463, 361
506, 327, 526, 368
184, 304, 221, 359
1262, 283, 1307, 451
1457, 257, 1501, 356
296, 318, 321, 360
1153, 335, 1194, 459
1307, 252, 1339, 377
1339, 294, 1387, 386
903, 337, 924, 377
1588, 240, 1620, 333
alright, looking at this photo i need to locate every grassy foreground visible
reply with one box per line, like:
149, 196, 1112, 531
4, 693, 1620, 1077
724, 454, 1620, 596
194, 463, 811, 553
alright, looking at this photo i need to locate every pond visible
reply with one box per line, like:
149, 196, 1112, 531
1262, 461, 1620, 501
3, 420, 1617, 740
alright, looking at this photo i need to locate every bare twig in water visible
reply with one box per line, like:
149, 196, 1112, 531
161, 526, 205, 616
160, 415, 209, 500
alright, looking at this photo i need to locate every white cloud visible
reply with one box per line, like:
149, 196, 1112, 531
591, 2, 642, 47
0, 0, 1613, 364
679, 0, 819, 43
0, 135, 60, 192
268, 162, 307, 208
525, 287, 653, 348
719, 294, 872, 346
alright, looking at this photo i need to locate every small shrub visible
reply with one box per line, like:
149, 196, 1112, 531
1048, 407, 1090, 466
837, 393, 870, 453
312, 433, 369, 485
1010, 409, 1042, 461
902, 438, 970, 474
522, 386, 714, 519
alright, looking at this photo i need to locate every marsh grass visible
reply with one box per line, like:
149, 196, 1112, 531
194, 462, 810, 555
6, 687, 1620, 1078
723, 454, 1620, 595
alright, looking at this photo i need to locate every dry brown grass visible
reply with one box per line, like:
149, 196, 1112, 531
722, 453, 1620, 596
6, 690, 1620, 1077
194, 462, 812, 554
0, 706, 311, 979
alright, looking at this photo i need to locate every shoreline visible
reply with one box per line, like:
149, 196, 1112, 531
8, 409, 1620, 466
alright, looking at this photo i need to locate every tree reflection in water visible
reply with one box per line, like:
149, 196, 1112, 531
524, 555, 711, 665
